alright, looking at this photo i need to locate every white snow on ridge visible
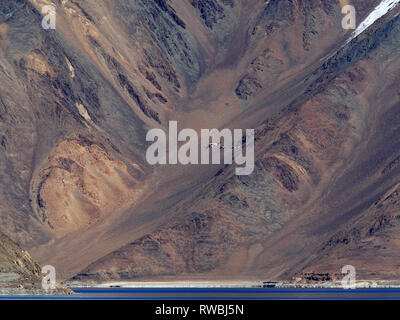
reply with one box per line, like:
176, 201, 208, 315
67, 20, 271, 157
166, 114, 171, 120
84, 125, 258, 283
349, 0, 400, 41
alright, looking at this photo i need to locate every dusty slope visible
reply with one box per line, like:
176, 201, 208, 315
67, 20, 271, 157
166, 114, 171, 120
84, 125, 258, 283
73, 2, 400, 282
71, 1, 400, 281
2, 0, 400, 283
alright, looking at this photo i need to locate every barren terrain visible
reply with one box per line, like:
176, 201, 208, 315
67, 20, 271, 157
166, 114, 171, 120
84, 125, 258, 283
0, 0, 400, 285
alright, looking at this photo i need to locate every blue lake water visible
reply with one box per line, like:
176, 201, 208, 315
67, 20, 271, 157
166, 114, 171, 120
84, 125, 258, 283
2, 287, 399, 299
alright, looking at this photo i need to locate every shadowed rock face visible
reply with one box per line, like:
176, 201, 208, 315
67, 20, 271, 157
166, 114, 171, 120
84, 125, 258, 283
1, 0, 400, 283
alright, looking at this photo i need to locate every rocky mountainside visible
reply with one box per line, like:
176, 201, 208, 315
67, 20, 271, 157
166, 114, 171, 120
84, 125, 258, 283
1, 0, 400, 283
0, 230, 42, 289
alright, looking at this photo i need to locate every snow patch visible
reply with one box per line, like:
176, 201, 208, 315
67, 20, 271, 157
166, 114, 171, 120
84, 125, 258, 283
348, 0, 400, 42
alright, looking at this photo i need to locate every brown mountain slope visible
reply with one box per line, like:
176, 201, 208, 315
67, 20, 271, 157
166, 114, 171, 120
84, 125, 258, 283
72, 2, 400, 281
0, 231, 42, 289
1, 0, 400, 283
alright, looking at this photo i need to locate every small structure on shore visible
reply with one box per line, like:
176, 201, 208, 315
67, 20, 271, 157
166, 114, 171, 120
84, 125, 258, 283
263, 281, 279, 288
